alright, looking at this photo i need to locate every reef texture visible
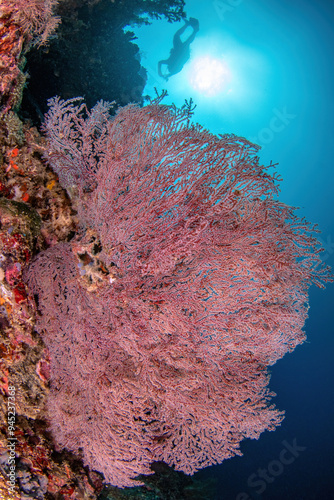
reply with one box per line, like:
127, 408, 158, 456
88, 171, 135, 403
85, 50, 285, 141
0, 0, 60, 114
24, 96, 332, 488
0, 107, 92, 500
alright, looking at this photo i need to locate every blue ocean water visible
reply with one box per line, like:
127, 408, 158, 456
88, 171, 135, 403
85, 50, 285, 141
131, 1, 334, 499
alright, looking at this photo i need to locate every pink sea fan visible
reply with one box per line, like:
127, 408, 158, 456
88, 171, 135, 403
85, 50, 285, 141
25, 96, 332, 487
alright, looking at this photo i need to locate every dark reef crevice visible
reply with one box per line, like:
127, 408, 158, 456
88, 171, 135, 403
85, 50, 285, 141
20, 0, 186, 124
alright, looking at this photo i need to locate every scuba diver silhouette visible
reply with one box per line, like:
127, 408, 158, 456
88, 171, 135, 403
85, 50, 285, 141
158, 18, 199, 81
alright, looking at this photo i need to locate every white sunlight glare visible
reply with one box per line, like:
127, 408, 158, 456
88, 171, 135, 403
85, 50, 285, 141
189, 56, 231, 96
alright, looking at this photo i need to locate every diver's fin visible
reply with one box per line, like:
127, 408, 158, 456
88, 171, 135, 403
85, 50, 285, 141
188, 17, 200, 31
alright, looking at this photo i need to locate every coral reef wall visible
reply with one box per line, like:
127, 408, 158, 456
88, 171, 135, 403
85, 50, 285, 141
0, 0, 60, 114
